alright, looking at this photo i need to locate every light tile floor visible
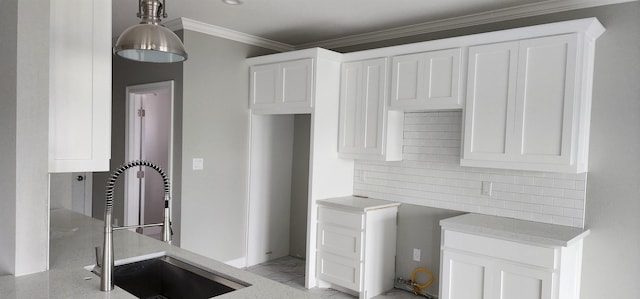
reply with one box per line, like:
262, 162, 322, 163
246, 256, 422, 299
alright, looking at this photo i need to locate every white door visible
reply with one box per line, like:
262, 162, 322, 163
125, 81, 174, 239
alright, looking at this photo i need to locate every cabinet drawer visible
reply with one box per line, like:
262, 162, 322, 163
317, 251, 362, 291
443, 230, 556, 269
317, 223, 363, 260
318, 207, 364, 230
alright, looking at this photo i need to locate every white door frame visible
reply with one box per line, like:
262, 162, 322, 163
124, 80, 175, 227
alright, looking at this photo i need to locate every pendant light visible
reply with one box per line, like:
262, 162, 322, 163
114, 0, 188, 63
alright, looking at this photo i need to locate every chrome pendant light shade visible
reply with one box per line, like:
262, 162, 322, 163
114, 0, 187, 63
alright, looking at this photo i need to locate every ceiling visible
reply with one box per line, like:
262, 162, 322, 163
112, 0, 631, 48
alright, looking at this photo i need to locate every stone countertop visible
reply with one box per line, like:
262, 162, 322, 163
0, 209, 312, 298
440, 213, 590, 247
316, 196, 400, 213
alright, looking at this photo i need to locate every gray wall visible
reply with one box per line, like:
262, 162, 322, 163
290, 114, 311, 259
50, 173, 72, 210
395, 206, 463, 295
94, 35, 184, 242
335, 2, 640, 298
179, 30, 275, 262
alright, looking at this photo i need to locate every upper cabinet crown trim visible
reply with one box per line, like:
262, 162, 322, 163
165, 17, 296, 52
246, 47, 342, 65
342, 17, 605, 62
299, 1, 619, 49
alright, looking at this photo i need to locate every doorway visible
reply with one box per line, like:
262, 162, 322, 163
71, 172, 92, 216
124, 81, 175, 239
247, 114, 311, 267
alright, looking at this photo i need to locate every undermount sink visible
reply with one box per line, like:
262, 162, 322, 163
106, 255, 249, 299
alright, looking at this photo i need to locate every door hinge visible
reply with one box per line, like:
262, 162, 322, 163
137, 170, 145, 178
137, 108, 146, 117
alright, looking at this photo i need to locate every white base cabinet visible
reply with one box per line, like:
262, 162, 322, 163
440, 214, 589, 299
316, 197, 400, 299
49, 0, 111, 172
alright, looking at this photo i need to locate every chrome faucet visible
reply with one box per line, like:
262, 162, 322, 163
99, 160, 172, 292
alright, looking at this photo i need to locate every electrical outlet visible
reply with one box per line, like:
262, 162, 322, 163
413, 248, 421, 262
482, 181, 493, 196
192, 158, 204, 170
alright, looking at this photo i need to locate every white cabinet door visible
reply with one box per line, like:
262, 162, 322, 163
338, 58, 403, 161
495, 261, 553, 299
338, 61, 362, 154
462, 34, 582, 173
441, 250, 554, 299
250, 58, 313, 112
391, 48, 462, 110
441, 251, 490, 299
281, 59, 314, 106
463, 41, 519, 161
514, 34, 577, 165
49, 0, 111, 173
360, 59, 386, 156
250, 63, 279, 106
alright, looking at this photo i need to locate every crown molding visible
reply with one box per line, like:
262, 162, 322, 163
162, 0, 635, 52
164, 17, 296, 52
297, 0, 636, 49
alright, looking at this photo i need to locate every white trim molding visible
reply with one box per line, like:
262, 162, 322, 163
165, 17, 296, 52
164, 0, 635, 52
298, 0, 636, 49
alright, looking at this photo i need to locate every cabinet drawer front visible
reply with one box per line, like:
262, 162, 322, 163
317, 223, 363, 259
317, 251, 362, 291
318, 207, 364, 229
443, 230, 556, 269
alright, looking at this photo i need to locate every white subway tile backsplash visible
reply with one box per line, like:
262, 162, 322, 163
552, 215, 574, 226
563, 207, 584, 218
533, 177, 555, 187
353, 111, 587, 228
554, 197, 577, 208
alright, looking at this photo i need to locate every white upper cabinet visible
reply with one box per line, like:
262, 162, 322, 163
49, 0, 111, 172
390, 48, 462, 110
462, 29, 601, 173
338, 58, 403, 161
250, 58, 314, 113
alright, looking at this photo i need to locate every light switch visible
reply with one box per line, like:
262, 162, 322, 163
482, 181, 492, 196
192, 158, 204, 170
